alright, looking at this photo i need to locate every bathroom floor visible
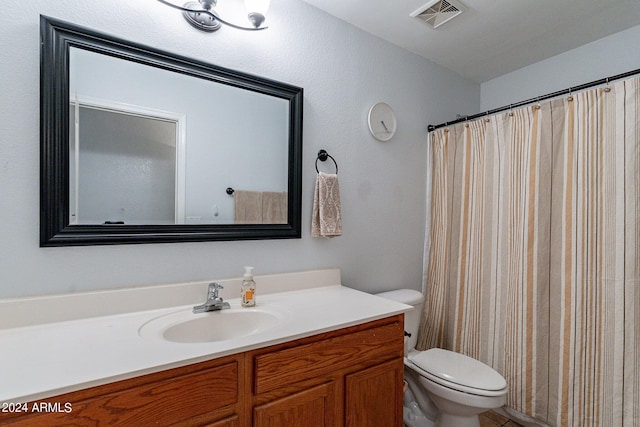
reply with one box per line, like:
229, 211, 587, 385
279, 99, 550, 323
479, 411, 523, 427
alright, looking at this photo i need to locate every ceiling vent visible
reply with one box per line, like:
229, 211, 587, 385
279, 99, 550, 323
410, 0, 466, 29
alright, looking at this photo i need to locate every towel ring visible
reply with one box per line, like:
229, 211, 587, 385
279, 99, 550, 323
315, 149, 338, 174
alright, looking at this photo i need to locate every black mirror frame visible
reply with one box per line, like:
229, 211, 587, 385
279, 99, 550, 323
40, 16, 303, 246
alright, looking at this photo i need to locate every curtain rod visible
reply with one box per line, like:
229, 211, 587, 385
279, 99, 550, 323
427, 66, 640, 132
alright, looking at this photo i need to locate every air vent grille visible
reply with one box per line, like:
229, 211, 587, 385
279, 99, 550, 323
410, 0, 466, 29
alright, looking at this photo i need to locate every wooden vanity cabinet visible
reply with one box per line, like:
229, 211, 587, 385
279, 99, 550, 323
0, 315, 404, 427
0, 353, 245, 427
249, 314, 405, 427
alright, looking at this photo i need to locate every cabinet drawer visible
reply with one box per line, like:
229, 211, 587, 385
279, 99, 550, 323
3, 361, 238, 427
254, 319, 403, 394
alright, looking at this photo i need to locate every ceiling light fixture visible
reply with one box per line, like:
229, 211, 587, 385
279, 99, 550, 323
157, 0, 271, 32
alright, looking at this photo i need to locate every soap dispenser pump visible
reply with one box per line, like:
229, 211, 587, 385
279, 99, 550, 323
241, 266, 256, 307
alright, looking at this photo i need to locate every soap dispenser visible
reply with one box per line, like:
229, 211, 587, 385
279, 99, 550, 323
241, 266, 256, 307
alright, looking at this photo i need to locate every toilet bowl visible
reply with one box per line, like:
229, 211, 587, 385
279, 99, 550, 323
376, 289, 507, 427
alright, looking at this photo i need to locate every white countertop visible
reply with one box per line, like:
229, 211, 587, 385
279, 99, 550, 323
0, 270, 410, 403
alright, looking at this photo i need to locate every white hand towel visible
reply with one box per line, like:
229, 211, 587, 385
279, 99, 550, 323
312, 172, 342, 238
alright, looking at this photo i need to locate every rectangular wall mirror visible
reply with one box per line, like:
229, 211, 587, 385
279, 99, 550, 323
40, 16, 303, 246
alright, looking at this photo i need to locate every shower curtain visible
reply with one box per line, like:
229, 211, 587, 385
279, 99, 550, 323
418, 77, 640, 426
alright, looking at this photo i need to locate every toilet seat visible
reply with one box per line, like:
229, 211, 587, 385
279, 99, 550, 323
407, 348, 507, 397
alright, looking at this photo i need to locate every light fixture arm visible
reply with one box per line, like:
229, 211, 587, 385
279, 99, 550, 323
157, 0, 268, 31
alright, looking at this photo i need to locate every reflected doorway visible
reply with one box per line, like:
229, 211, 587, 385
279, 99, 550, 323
69, 98, 186, 225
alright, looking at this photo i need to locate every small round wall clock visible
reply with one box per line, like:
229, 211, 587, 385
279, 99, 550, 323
368, 102, 397, 141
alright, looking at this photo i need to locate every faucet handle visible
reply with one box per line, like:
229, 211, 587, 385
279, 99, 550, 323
208, 282, 223, 299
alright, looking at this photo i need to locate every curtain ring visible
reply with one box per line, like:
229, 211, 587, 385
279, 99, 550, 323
508, 104, 514, 117
567, 87, 573, 102
604, 77, 611, 93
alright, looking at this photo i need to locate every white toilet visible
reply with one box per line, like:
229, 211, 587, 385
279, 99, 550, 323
376, 289, 508, 427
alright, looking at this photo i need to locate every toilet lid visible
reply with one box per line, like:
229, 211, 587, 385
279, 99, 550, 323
408, 348, 507, 391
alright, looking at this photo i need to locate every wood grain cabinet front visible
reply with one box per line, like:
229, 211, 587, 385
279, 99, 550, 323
0, 314, 404, 427
344, 359, 404, 427
251, 315, 405, 427
0, 355, 243, 427
253, 382, 337, 427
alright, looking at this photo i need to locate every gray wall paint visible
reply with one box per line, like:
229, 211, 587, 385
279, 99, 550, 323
481, 24, 640, 112
0, 0, 478, 298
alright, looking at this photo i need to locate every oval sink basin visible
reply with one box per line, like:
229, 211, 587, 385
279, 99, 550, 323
139, 307, 284, 343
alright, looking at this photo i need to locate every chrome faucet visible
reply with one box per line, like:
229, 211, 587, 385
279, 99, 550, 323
193, 282, 231, 313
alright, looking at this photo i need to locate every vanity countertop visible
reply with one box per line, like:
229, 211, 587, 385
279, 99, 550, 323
0, 269, 410, 403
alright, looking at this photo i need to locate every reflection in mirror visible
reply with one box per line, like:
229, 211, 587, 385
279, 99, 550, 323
68, 48, 289, 226
69, 103, 179, 225
40, 16, 303, 246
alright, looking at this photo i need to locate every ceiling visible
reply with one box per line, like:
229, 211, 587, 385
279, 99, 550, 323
302, 0, 640, 83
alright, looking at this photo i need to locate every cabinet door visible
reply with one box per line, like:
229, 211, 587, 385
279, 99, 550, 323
0, 359, 241, 427
205, 415, 240, 427
254, 382, 336, 427
345, 359, 403, 427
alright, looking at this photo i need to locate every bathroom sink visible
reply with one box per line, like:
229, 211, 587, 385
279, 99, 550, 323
139, 307, 284, 343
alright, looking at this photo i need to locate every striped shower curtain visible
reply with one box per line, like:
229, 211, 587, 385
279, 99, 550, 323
417, 77, 640, 426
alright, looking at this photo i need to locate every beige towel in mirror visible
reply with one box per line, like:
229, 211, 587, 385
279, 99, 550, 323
312, 172, 342, 238
262, 192, 288, 224
234, 190, 263, 224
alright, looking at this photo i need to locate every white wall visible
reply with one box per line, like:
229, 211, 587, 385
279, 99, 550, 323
481, 24, 640, 111
0, 0, 478, 299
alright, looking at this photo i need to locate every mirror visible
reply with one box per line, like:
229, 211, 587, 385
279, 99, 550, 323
40, 16, 303, 246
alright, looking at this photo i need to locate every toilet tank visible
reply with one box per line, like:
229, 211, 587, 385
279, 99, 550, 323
376, 289, 423, 351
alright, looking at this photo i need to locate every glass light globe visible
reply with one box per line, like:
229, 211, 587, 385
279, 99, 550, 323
244, 0, 270, 27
